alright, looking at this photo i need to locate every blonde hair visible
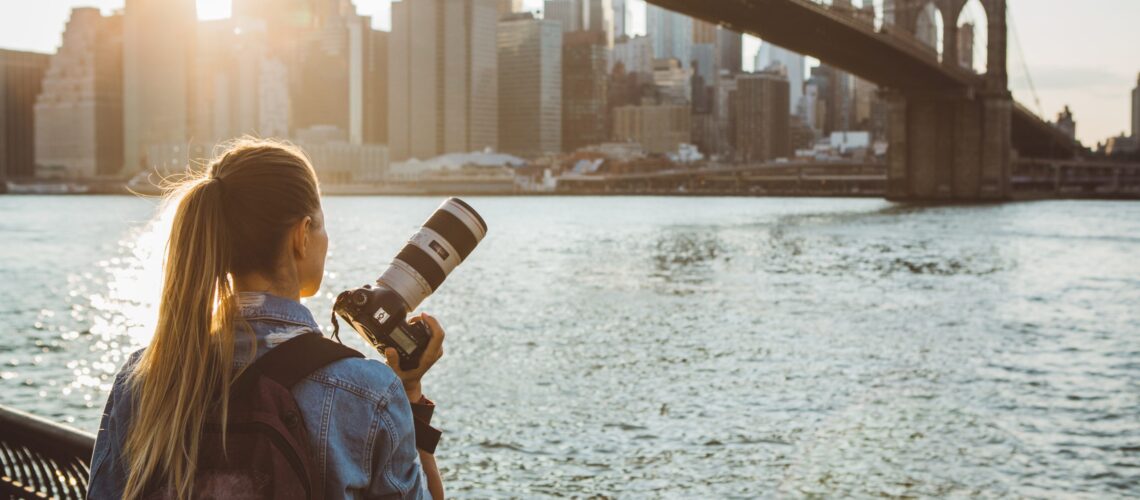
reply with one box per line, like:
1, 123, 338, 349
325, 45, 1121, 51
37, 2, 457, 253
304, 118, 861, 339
123, 138, 321, 500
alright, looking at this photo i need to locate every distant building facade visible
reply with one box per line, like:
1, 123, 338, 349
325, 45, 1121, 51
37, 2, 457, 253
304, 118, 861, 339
612, 0, 629, 38
612, 35, 653, 75
716, 27, 743, 75
498, 0, 523, 15
498, 14, 562, 157
734, 71, 791, 162
584, 0, 614, 48
612, 104, 691, 155
0, 49, 50, 183
34, 8, 123, 179
1132, 72, 1139, 141
390, 0, 499, 161
1055, 105, 1076, 141
957, 22, 975, 70
544, 0, 586, 32
123, 0, 197, 173
755, 42, 804, 117
646, 4, 692, 70
652, 58, 691, 106
692, 19, 717, 45
562, 31, 609, 152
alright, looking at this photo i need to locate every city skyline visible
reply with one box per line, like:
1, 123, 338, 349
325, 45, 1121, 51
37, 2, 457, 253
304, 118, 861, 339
0, 0, 1137, 145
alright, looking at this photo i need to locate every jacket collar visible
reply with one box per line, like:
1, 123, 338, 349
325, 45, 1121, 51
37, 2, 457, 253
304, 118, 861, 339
236, 291, 320, 329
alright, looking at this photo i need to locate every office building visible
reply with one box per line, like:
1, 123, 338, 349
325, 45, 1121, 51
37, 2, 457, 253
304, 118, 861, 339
716, 27, 742, 75
0, 50, 50, 183
194, 18, 268, 145
1055, 106, 1076, 141
691, 44, 716, 84
123, 0, 196, 173
646, 4, 692, 70
1132, 72, 1139, 140
292, 3, 354, 141
693, 19, 717, 45
613, 0, 629, 38
613, 35, 653, 75
958, 22, 975, 70
710, 70, 738, 157
807, 64, 853, 134
498, 0, 523, 15
563, 31, 609, 152
498, 14, 562, 157
545, 0, 586, 32
34, 8, 123, 179
349, 16, 389, 145
652, 58, 691, 106
734, 71, 790, 162
755, 42, 804, 116
612, 104, 690, 154
390, 0, 499, 161
852, 77, 878, 129
915, 2, 940, 52
585, 0, 614, 47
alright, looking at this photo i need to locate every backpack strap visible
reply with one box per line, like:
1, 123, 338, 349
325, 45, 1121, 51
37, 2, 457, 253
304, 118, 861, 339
236, 332, 365, 391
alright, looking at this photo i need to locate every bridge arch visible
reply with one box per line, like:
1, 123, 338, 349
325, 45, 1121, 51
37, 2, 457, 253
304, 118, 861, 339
954, 0, 988, 73
914, 2, 945, 62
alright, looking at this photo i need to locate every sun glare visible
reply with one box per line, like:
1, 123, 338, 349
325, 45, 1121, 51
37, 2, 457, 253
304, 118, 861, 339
196, 0, 231, 21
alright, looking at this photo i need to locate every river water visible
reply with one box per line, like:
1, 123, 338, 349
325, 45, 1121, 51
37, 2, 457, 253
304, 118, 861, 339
1, 195, 1137, 497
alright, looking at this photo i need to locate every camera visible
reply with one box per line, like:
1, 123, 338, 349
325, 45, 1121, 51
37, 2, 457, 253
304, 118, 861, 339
332, 198, 487, 370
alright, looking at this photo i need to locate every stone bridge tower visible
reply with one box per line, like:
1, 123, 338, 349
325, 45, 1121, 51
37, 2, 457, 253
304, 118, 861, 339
884, 0, 1012, 200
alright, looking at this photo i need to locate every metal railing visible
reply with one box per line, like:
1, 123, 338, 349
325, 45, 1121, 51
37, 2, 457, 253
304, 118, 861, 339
0, 405, 95, 499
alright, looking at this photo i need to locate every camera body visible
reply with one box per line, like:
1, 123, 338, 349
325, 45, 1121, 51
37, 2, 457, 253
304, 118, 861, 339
334, 283, 431, 370
332, 198, 486, 370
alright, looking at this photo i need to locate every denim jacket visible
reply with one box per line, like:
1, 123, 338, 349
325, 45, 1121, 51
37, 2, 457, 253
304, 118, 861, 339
87, 292, 431, 499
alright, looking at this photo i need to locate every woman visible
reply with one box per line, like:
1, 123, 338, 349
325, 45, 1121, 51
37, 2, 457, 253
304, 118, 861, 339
88, 139, 445, 499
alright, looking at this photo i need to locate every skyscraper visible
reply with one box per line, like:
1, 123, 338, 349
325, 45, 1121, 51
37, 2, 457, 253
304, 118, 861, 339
293, 2, 353, 139
35, 8, 123, 179
691, 44, 715, 85
498, 0, 523, 16
585, 0, 615, 47
390, 0, 499, 161
692, 19, 717, 45
646, 4, 692, 70
915, 3, 940, 52
807, 64, 854, 134
734, 71, 790, 163
716, 27, 742, 75
957, 23, 975, 70
544, 0, 586, 32
1054, 106, 1076, 141
612, 35, 653, 75
123, 0, 196, 173
612, 0, 629, 38
1132, 73, 1139, 140
498, 14, 562, 157
612, 104, 690, 154
562, 31, 609, 152
0, 49, 50, 184
755, 42, 804, 116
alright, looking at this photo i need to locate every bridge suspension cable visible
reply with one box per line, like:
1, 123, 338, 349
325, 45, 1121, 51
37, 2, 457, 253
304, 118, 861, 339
1007, 3, 1044, 117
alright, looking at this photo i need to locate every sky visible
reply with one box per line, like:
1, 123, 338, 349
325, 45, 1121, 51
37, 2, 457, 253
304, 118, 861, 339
0, 0, 1136, 145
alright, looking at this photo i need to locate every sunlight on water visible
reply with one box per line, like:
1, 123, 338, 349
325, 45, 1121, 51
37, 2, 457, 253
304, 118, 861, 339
2, 196, 1138, 496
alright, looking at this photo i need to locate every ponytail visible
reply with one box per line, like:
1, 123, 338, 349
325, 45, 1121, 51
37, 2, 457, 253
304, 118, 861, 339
123, 176, 237, 500
121, 138, 320, 500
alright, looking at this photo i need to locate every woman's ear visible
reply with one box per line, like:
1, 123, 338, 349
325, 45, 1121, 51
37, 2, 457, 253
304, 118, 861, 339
293, 215, 313, 259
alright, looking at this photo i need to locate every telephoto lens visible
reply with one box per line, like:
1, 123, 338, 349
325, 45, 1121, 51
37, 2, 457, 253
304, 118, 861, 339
332, 198, 487, 370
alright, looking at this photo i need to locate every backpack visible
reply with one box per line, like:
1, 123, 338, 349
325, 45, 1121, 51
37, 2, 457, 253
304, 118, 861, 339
146, 332, 363, 500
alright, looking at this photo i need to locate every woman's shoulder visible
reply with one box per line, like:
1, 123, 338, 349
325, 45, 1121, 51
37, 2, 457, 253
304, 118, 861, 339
305, 355, 405, 406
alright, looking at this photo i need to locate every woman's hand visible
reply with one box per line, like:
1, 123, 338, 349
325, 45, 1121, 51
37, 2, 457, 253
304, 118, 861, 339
384, 312, 444, 402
